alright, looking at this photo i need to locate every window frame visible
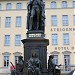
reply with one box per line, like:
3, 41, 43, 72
16, 16, 21, 27
5, 17, 11, 27
51, 1, 56, 8
62, 1, 67, 8
6, 3, 12, 10
16, 3, 22, 9
51, 15, 57, 26
73, 1, 75, 8
64, 55, 70, 71
4, 55, 9, 67
4, 35, 10, 46
53, 55, 58, 64
73, 15, 75, 26
63, 33, 69, 45
51, 34, 58, 45
15, 56, 19, 64
15, 34, 21, 46
62, 15, 68, 26
0, 3, 2, 10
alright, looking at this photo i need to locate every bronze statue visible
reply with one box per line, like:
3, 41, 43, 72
48, 55, 56, 75
27, 53, 42, 75
16, 56, 24, 72
27, 0, 45, 31
48, 55, 61, 75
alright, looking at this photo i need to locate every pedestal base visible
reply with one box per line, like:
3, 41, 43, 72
21, 38, 49, 75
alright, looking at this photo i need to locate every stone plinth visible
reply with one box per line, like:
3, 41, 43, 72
21, 37, 49, 75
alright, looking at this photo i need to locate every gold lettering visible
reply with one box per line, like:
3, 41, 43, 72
60, 28, 62, 31
54, 28, 56, 31
57, 28, 59, 31
50, 28, 75, 32
64, 47, 66, 50
55, 47, 70, 50
66, 28, 68, 31
58, 47, 61, 50
62, 28, 65, 31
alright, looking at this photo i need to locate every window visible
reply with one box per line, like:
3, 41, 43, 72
62, 15, 68, 26
14, 52, 22, 64
51, 15, 57, 26
0, 4, 2, 10
73, 1, 75, 8
16, 16, 21, 27
15, 56, 19, 64
74, 33, 75, 44
53, 55, 58, 64
0, 17, 1, 27
16, 3, 22, 9
62, 1, 67, 8
4, 35, 10, 46
5, 17, 11, 27
63, 33, 69, 45
52, 34, 58, 45
74, 15, 75, 25
4, 56, 9, 67
6, 3, 11, 10
15, 35, 21, 46
51, 1, 56, 8
64, 55, 70, 71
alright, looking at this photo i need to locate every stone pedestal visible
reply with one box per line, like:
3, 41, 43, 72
21, 31, 49, 75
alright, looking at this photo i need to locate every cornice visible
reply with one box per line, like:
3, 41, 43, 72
50, 51, 60, 55
62, 51, 72, 54
2, 52, 11, 55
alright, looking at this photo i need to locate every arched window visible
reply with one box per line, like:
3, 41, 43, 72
51, 1, 56, 8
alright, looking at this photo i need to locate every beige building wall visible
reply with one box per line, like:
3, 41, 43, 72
0, 0, 75, 74
0, 0, 28, 73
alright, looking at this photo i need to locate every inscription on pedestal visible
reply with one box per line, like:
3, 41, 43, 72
28, 33, 42, 37
27, 31, 45, 38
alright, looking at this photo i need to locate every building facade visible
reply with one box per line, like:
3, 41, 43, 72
0, 0, 75, 75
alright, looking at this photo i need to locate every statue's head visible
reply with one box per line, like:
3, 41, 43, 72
19, 56, 23, 60
32, 53, 37, 58
49, 55, 54, 59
